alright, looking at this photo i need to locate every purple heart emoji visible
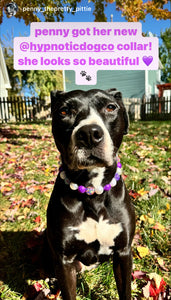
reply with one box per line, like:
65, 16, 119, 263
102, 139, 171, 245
142, 56, 153, 66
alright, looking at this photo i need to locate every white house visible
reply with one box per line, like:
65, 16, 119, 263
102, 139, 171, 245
0, 43, 11, 97
0, 43, 11, 121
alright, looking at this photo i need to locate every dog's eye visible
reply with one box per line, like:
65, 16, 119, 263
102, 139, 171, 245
59, 107, 69, 116
106, 104, 117, 112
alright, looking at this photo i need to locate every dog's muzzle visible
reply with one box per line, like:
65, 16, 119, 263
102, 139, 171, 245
67, 122, 114, 170
75, 124, 104, 148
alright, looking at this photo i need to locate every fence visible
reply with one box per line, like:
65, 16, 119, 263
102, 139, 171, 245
0, 96, 51, 123
124, 98, 141, 121
141, 96, 171, 121
0, 96, 171, 123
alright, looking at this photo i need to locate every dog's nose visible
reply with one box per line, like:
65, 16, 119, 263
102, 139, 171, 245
76, 124, 104, 147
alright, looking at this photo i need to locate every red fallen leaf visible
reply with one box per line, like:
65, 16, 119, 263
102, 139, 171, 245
35, 185, 49, 193
21, 198, 35, 208
129, 190, 140, 199
149, 183, 159, 189
122, 174, 127, 180
142, 273, 168, 298
149, 277, 167, 296
34, 216, 41, 223
152, 222, 166, 232
10, 200, 21, 209
20, 181, 28, 188
34, 282, 43, 292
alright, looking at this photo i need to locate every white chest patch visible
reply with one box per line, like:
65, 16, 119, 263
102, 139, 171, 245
69, 217, 123, 255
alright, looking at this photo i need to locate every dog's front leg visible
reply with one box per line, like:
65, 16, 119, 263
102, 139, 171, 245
55, 262, 77, 300
113, 249, 133, 300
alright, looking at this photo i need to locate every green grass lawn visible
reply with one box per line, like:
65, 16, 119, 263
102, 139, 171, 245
0, 121, 170, 300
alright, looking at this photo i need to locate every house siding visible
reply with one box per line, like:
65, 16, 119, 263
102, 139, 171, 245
148, 70, 161, 95
65, 70, 145, 98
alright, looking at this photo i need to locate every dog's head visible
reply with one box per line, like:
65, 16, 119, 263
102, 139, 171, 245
51, 89, 128, 170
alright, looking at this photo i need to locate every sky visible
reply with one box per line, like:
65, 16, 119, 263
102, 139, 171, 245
0, 0, 170, 45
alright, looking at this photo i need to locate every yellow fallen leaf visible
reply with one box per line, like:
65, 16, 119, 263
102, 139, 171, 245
157, 257, 164, 268
140, 215, 155, 224
23, 207, 30, 216
44, 192, 51, 198
166, 203, 170, 210
138, 188, 149, 196
137, 246, 150, 258
157, 209, 166, 215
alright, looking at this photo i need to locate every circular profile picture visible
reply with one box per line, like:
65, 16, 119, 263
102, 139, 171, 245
5, 2, 18, 17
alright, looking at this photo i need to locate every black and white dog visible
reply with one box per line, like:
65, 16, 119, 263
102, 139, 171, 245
47, 89, 135, 300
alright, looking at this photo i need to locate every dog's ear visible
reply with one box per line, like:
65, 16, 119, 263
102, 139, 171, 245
106, 88, 129, 135
51, 90, 64, 113
105, 88, 122, 101
123, 109, 129, 135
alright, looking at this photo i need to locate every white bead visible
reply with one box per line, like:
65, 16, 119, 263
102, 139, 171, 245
60, 171, 66, 179
70, 182, 78, 190
117, 168, 122, 175
110, 178, 117, 187
95, 186, 104, 195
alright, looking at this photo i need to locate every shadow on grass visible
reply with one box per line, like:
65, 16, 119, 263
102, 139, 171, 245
0, 230, 54, 297
0, 127, 46, 146
0, 231, 117, 299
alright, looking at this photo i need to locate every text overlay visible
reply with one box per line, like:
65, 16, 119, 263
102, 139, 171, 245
14, 22, 159, 85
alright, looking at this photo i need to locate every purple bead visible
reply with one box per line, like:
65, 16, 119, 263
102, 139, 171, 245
59, 166, 63, 172
115, 173, 120, 181
104, 184, 111, 191
78, 185, 86, 193
117, 162, 122, 168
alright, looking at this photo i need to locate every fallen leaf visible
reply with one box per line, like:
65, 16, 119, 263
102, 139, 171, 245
140, 215, 155, 224
161, 176, 171, 185
34, 282, 43, 292
142, 281, 151, 298
133, 231, 142, 245
21, 197, 36, 208
149, 183, 158, 189
166, 203, 170, 210
132, 270, 147, 280
126, 165, 139, 173
156, 257, 169, 271
149, 188, 158, 197
137, 246, 150, 258
34, 216, 41, 223
129, 190, 140, 199
149, 273, 167, 295
157, 209, 166, 215
152, 222, 166, 232
137, 188, 149, 196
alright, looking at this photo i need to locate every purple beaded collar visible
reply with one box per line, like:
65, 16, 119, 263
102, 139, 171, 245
59, 158, 122, 196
